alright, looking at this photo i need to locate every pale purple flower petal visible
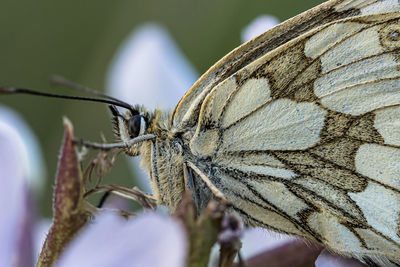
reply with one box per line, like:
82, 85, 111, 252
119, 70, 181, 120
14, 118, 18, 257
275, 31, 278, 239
34, 219, 52, 259
240, 227, 294, 259
315, 249, 366, 267
56, 212, 187, 267
0, 108, 43, 267
106, 23, 197, 111
106, 23, 198, 191
0, 128, 27, 267
241, 15, 280, 43
208, 227, 295, 265
0, 106, 45, 192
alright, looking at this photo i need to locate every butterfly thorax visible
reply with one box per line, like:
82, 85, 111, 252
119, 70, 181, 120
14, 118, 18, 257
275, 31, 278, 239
141, 115, 187, 211
113, 106, 188, 210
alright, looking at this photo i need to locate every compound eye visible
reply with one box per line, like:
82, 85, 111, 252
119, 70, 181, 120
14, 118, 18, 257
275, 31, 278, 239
127, 115, 142, 138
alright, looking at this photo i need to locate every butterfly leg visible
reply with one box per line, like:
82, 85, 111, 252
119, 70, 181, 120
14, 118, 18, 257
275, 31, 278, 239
183, 162, 212, 211
183, 162, 200, 207
84, 184, 157, 210
186, 161, 230, 205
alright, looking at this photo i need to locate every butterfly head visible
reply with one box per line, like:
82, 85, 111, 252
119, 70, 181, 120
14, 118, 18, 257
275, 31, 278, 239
109, 105, 153, 156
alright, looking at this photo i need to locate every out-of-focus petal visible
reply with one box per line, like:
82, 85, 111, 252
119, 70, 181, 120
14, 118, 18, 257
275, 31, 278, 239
0, 106, 45, 193
241, 15, 280, 43
0, 108, 40, 267
34, 219, 52, 260
106, 23, 198, 191
315, 249, 366, 267
209, 227, 295, 265
56, 212, 187, 267
240, 227, 294, 259
106, 23, 197, 111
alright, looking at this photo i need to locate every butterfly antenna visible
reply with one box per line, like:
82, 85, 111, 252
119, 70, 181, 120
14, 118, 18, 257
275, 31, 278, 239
50, 75, 128, 105
0, 86, 135, 112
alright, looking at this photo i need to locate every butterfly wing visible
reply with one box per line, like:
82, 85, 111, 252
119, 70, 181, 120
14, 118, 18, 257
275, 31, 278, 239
185, 9, 400, 264
171, 0, 400, 131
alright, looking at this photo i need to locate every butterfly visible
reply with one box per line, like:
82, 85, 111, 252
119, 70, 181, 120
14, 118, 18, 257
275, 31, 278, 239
3, 0, 400, 265
107, 0, 400, 265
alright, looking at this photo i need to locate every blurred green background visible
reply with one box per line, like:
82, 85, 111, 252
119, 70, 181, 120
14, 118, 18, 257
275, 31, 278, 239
0, 0, 323, 217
